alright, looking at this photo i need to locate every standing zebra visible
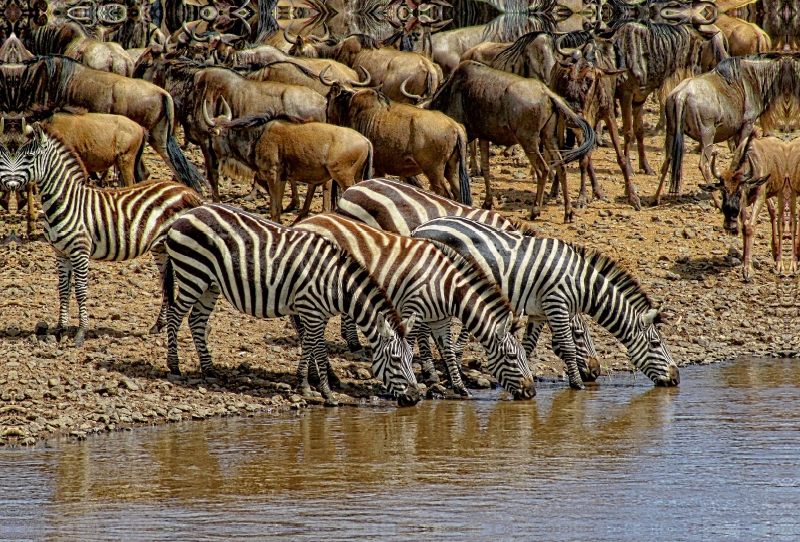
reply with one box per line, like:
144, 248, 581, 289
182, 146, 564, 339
336, 177, 601, 382
163, 204, 420, 406
295, 214, 536, 399
411, 217, 680, 389
0, 122, 202, 346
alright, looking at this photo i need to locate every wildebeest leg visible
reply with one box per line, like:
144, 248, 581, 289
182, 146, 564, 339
322, 180, 333, 212
262, 170, 284, 223
791, 190, 799, 274
575, 154, 591, 209
292, 183, 319, 225
767, 197, 782, 274
468, 140, 480, 176
619, 92, 636, 175
698, 141, 721, 209
118, 152, 137, 187
605, 116, 639, 210
402, 176, 424, 188
633, 101, 655, 175
528, 145, 549, 221
283, 180, 300, 213
541, 130, 573, 223
587, 155, 604, 202
742, 190, 767, 282
200, 144, 221, 202
424, 165, 453, 201
479, 139, 493, 209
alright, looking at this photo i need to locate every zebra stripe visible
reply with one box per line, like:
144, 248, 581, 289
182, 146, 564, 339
411, 217, 680, 389
164, 203, 420, 406
337, 177, 600, 382
0, 123, 202, 346
295, 213, 535, 399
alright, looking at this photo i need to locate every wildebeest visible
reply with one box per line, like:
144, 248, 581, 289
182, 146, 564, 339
5, 56, 207, 193
289, 34, 443, 104
203, 105, 373, 223
702, 134, 799, 280
653, 54, 794, 204
42, 110, 148, 187
431, 25, 492, 76
23, 23, 135, 76
326, 83, 472, 205
426, 60, 594, 221
134, 53, 327, 202
246, 61, 371, 96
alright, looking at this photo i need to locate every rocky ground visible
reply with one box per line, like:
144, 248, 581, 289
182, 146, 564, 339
1, 103, 798, 446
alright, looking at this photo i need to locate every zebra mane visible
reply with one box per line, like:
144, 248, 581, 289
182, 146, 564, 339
425, 238, 513, 316
570, 244, 661, 322
512, 220, 538, 237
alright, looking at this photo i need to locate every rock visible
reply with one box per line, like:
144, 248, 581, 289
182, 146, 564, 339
70, 430, 87, 440
120, 377, 139, 391
683, 228, 697, 239
666, 272, 681, 281
35, 321, 49, 336
356, 368, 372, 380
475, 377, 492, 388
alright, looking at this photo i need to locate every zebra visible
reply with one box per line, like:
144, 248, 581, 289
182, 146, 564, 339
336, 177, 601, 382
295, 213, 536, 399
0, 121, 202, 346
410, 217, 680, 389
163, 203, 421, 406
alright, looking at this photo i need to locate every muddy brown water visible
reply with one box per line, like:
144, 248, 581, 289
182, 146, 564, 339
3, 357, 800, 541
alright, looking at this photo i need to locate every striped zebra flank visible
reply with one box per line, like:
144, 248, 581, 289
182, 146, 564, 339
163, 203, 420, 406
295, 213, 536, 399
411, 217, 680, 389
0, 122, 203, 346
336, 177, 601, 382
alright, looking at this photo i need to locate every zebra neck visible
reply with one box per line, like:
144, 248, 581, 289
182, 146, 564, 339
583, 273, 640, 349
37, 142, 87, 213
337, 259, 394, 349
449, 278, 504, 346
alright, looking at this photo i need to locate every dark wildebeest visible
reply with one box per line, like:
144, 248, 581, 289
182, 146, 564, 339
426, 60, 595, 221
247, 61, 371, 96
203, 105, 373, 223
4, 56, 207, 194
289, 34, 443, 104
23, 23, 135, 76
653, 54, 795, 205
134, 53, 326, 203
325, 83, 472, 206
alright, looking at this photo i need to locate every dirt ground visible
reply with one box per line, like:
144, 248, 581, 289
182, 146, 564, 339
1, 102, 798, 446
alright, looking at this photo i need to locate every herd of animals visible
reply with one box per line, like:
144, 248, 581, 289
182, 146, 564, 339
0, 7, 798, 406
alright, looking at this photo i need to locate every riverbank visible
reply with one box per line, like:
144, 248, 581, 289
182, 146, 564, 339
1, 106, 798, 446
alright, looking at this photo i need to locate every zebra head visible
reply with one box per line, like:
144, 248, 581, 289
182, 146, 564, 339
628, 307, 680, 387
486, 315, 536, 399
571, 314, 601, 382
0, 120, 47, 192
374, 313, 420, 406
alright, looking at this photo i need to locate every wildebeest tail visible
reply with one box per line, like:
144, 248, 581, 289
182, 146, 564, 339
455, 129, 473, 205
133, 131, 147, 184
548, 91, 595, 165
163, 94, 210, 194
668, 94, 687, 195
360, 144, 374, 181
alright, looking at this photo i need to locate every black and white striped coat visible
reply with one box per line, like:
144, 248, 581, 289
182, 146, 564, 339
411, 217, 680, 389
163, 203, 420, 406
336, 177, 601, 382
0, 123, 202, 346
295, 213, 535, 399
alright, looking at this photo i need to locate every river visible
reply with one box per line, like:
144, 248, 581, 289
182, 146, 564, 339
3, 357, 800, 541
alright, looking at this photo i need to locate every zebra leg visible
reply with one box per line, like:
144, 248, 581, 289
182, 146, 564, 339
69, 249, 91, 347
298, 315, 338, 406
187, 284, 221, 376
453, 326, 469, 367
546, 308, 585, 390
522, 317, 545, 359
413, 322, 439, 385
430, 319, 469, 396
166, 281, 205, 375
340, 314, 363, 352
55, 253, 73, 334
150, 244, 169, 334
295, 316, 341, 388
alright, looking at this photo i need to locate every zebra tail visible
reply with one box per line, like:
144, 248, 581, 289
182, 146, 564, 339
163, 95, 210, 194
456, 129, 473, 205
133, 131, 147, 184
668, 96, 687, 195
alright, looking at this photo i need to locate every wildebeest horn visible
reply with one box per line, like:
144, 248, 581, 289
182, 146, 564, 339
710, 151, 722, 181
554, 34, 578, 57
744, 154, 756, 181
313, 25, 330, 42
220, 97, 232, 121
182, 22, 210, 43
318, 64, 335, 86
283, 24, 295, 45
202, 99, 216, 127
399, 75, 422, 101
349, 65, 372, 87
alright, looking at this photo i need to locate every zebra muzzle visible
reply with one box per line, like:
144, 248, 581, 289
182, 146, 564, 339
397, 384, 421, 407
512, 377, 537, 400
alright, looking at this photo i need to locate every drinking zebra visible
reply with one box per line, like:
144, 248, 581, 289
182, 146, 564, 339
410, 217, 680, 389
163, 203, 420, 406
0, 121, 202, 346
336, 177, 601, 382
295, 214, 536, 399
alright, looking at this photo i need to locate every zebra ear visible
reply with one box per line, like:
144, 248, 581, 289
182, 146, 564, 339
378, 316, 394, 340
495, 314, 512, 338
640, 307, 660, 326
401, 312, 417, 335
31, 123, 46, 145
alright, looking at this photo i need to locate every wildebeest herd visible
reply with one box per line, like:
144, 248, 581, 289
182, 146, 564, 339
0, 7, 798, 407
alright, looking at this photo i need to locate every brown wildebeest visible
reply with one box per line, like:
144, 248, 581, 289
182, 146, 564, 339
4, 56, 207, 195
653, 54, 795, 205
325, 83, 472, 206
426, 60, 594, 221
289, 34, 443, 104
701, 135, 791, 281
42, 110, 149, 187
134, 53, 326, 203
431, 25, 491, 76
203, 104, 373, 224
247, 61, 371, 96
24, 23, 135, 76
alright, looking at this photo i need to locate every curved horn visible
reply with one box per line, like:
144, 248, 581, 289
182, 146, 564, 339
313, 25, 330, 42
318, 64, 335, 86
554, 34, 579, 57
743, 154, 756, 181
202, 99, 216, 127
220, 97, 232, 121
182, 22, 210, 43
283, 23, 294, 45
399, 75, 423, 101
710, 151, 722, 181
349, 65, 372, 87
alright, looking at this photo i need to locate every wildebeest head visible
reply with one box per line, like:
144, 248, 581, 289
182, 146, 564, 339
325, 83, 390, 126
702, 151, 770, 235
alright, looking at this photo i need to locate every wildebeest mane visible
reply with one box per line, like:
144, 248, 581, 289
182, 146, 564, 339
251, 60, 319, 80
24, 24, 86, 55
344, 34, 380, 50
495, 30, 593, 65
19, 55, 78, 111
218, 111, 308, 131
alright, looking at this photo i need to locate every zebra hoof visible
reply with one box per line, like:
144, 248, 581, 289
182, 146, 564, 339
426, 383, 447, 399
453, 385, 471, 397
323, 395, 339, 407
149, 323, 165, 334
569, 380, 586, 390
